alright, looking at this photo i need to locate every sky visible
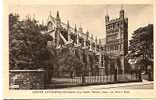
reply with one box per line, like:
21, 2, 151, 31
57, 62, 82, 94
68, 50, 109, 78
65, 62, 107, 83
9, 4, 153, 40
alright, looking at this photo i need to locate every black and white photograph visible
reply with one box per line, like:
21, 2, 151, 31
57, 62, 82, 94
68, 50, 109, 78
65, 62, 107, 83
8, 4, 153, 90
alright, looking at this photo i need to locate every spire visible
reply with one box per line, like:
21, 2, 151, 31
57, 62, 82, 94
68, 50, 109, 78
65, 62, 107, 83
67, 20, 71, 42
85, 30, 89, 40
86, 29, 89, 35
49, 10, 52, 16
105, 5, 109, 23
56, 10, 61, 27
95, 36, 98, 44
79, 24, 83, 33
67, 20, 70, 29
56, 10, 60, 19
76, 24, 79, 45
74, 24, 77, 32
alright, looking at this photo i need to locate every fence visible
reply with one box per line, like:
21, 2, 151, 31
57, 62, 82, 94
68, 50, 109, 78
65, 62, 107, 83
50, 72, 141, 89
9, 70, 142, 89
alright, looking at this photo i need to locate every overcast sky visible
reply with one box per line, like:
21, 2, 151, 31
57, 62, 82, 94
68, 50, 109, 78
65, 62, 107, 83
9, 4, 153, 40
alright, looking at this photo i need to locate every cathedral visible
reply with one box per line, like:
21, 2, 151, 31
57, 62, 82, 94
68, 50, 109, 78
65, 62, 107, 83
44, 8, 128, 76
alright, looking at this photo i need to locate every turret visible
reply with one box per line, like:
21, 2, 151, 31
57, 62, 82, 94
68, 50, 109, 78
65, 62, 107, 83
89, 34, 94, 51
120, 9, 124, 19
105, 15, 109, 24
95, 36, 98, 51
91, 34, 93, 41
74, 24, 77, 32
86, 30, 89, 40
79, 24, 83, 33
75, 24, 79, 45
67, 20, 70, 29
105, 6, 109, 24
95, 36, 98, 44
67, 20, 71, 41
56, 10, 60, 19
56, 11, 61, 27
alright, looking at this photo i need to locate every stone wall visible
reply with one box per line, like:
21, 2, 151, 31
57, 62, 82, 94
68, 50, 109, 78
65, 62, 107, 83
9, 70, 45, 89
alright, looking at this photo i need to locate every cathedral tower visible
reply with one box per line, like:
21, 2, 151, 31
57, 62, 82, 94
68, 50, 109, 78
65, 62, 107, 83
105, 8, 128, 74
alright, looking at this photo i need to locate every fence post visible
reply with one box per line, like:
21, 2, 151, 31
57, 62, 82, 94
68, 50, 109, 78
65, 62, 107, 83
114, 68, 117, 82
138, 69, 142, 81
82, 72, 85, 85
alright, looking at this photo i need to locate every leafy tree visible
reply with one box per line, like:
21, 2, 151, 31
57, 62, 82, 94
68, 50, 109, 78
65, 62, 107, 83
56, 47, 83, 77
9, 13, 52, 70
128, 24, 153, 72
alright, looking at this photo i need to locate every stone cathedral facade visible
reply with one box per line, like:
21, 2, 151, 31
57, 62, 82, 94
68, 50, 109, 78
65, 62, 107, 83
44, 9, 128, 76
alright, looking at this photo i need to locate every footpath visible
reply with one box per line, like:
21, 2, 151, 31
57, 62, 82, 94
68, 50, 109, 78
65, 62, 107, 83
60, 80, 153, 90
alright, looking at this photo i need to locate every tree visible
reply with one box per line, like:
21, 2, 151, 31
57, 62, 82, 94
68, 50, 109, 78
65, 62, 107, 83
9, 13, 52, 70
56, 47, 83, 77
128, 24, 153, 72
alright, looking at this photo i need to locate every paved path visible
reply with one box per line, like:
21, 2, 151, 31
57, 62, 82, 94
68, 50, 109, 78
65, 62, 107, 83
59, 81, 153, 90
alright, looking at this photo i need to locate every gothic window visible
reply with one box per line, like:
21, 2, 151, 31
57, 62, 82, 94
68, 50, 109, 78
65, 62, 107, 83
75, 49, 80, 59
114, 45, 118, 50
106, 25, 108, 30
113, 23, 115, 29
120, 44, 122, 50
107, 25, 109, 30
101, 55, 104, 67
109, 24, 111, 29
117, 23, 119, 27
108, 25, 110, 30
110, 25, 112, 29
